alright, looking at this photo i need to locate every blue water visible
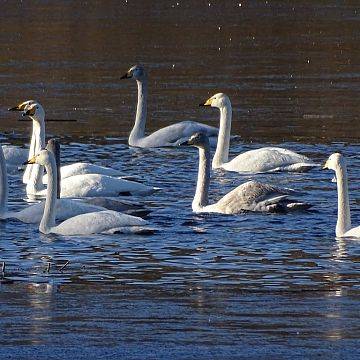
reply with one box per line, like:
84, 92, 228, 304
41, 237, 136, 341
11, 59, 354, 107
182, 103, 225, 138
1, 136, 359, 358
1, 1, 360, 358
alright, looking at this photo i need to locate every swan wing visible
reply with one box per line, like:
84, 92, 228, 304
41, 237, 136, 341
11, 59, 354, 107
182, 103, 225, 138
52, 210, 147, 235
223, 147, 318, 173
2, 145, 28, 166
135, 121, 218, 147
9, 198, 106, 223
211, 180, 294, 213
43, 174, 156, 198
43, 163, 122, 183
343, 226, 360, 239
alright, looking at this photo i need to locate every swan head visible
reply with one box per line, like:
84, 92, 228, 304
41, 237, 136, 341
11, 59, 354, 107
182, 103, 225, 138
8, 99, 36, 112
24, 149, 51, 166
22, 102, 45, 120
121, 65, 146, 81
323, 153, 346, 172
200, 93, 231, 109
180, 132, 210, 149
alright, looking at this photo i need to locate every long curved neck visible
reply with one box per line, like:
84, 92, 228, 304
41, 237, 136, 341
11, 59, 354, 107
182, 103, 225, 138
212, 104, 232, 169
335, 164, 351, 237
0, 146, 8, 217
25, 116, 46, 194
40, 155, 57, 234
129, 77, 147, 145
192, 145, 210, 212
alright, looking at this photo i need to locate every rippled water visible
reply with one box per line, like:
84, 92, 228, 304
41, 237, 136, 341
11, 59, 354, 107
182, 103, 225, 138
1, 1, 360, 359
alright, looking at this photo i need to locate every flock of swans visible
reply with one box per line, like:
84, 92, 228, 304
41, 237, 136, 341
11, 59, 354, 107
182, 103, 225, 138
1, 65, 359, 238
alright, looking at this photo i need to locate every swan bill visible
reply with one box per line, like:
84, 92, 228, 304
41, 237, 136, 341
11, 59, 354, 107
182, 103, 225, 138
23, 155, 37, 165
322, 160, 330, 170
199, 98, 212, 107
8, 100, 36, 112
120, 72, 131, 79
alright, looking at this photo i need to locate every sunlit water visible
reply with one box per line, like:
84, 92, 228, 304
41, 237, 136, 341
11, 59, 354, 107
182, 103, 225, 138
0, 1, 359, 359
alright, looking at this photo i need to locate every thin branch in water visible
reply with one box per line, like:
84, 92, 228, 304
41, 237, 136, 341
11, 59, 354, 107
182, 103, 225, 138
59, 260, 69, 272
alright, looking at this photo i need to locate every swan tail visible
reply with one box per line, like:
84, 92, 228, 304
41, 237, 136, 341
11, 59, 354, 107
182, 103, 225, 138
266, 201, 312, 213
279, 163, 321, 172
285, 202, 313, 211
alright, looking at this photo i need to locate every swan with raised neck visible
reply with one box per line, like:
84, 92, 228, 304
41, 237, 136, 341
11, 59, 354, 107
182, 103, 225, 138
180, 132, 312, 214
323, 153, 360, 238
26, 150, 150, 235
120, 65, 218, 148
200, 93, 319, 173
8, 100, 45, 194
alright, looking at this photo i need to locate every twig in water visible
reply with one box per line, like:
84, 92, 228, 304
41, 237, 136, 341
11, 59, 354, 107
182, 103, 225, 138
59, 260, 69, 272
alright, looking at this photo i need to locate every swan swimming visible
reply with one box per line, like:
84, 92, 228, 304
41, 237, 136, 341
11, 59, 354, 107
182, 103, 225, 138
121, 65, 218, 147
8, 101, 123, 184
200, 93, 319, 173
2, 101, 33, 168
25, 150, 152, 235
0, 143, 112, 223
180, 132, 311, 214
9, 102, 156, 198
323, 153, 360, 239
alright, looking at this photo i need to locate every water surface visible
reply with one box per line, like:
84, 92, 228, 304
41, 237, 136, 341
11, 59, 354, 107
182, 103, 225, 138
0, 1, 359, 359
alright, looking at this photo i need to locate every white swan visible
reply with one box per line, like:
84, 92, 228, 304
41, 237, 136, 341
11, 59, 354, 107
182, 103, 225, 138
8, 101, 123, 185
9, 102, 156, 197
37, 172, 157, 198
180, 133, 311, 214
3, 101, 36, 168
0, 144, 112, 223
323, 153, 360, 238
200, 93, 319, 173
121, 65, 218, 147
25, 150, 150, 235
2, 145, 28, 168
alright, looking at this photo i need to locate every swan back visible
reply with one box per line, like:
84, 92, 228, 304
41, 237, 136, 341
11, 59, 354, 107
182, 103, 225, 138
52, 210, 147, 235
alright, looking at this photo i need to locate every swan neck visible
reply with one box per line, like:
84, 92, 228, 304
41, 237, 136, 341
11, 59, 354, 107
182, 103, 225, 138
129, 78, 147, 145
40, 155, 57, 234
192, 145, 210, 212
24, 116, 46, 194
335, 164, 351, 237
212, 104, 232, 169
0, 146, 8, 216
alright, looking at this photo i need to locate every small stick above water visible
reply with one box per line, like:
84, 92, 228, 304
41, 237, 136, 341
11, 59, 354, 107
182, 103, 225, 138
59, 260, 69, 272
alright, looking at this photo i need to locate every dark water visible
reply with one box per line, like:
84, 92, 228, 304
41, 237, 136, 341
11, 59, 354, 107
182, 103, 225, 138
0, 1, 359, 359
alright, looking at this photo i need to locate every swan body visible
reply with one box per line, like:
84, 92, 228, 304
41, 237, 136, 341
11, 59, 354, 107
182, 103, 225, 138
4, 199, 106, 224
121, 65, 218, 148
43, 162, 122, 183
181, 133, 311, 214
201, 93, 319, 173
26, 150, 152, 235
323, 153, 360, 239
2, 145, 28, 167
8, 101, 123, 195
39, 173, 157, 198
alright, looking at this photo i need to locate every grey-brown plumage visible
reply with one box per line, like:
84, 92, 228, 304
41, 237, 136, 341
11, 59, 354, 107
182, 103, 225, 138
181, 132, 312, 214
212, 180, 311, 213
